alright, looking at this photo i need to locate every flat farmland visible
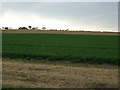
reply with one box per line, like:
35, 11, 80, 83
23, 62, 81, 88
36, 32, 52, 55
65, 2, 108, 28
2, 30, 119, 36
2, 33, 119, 65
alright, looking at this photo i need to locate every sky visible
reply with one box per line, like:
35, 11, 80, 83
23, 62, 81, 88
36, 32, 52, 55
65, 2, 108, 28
0, 2, 118, 32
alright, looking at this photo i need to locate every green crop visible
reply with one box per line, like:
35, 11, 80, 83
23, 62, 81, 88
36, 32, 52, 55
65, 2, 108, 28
2, 33, 119, 65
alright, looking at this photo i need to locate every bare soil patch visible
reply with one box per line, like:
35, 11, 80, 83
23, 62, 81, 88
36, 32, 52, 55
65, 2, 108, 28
3, 59, 118, 88
2, 30, 119, 35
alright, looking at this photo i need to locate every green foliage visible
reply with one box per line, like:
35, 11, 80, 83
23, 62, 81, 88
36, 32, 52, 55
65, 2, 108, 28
2, 34, 119, 65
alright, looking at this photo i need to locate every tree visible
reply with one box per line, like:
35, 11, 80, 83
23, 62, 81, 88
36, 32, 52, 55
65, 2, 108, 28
32, 27, 38, 30
65, 29, 69, 31
2, 27, 4, 30
42, 27, 46, 30
28, 26, 32, 29
18, 27, 28, 30
5, 27, 9, 29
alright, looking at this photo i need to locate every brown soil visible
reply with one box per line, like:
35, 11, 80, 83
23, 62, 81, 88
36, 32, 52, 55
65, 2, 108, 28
2, 30, 119, 36
3, 59, 118, 88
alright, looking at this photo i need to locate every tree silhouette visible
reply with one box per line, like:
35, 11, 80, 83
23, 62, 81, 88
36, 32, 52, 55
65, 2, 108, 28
5, 27, 9, 29
28, 26, 32, 29
42, 27, 46, 30
18, 27, 28, 29
32, 27, 38, 30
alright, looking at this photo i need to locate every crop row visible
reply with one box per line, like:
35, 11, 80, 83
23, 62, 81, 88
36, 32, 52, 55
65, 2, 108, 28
2, 34, 119, 65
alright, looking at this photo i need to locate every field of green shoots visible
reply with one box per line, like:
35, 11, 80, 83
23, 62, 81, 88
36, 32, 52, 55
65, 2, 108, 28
2, 33, 119, 65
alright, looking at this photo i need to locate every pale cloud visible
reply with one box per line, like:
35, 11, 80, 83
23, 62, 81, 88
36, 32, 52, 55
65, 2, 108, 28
1, 11, 70, 30
1, 2, 118, 32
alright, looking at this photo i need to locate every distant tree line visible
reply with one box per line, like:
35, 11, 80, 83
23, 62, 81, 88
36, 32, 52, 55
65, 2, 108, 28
18, 26, 38, 30
1, 26, 69, 31
2, 27, 11, 30
18, 27, 28, 30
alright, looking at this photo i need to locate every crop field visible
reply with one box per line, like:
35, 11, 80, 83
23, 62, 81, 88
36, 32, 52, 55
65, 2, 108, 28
2, 33, 119, 65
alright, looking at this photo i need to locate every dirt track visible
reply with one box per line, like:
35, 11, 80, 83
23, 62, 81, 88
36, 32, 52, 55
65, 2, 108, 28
2, 30, 119, 36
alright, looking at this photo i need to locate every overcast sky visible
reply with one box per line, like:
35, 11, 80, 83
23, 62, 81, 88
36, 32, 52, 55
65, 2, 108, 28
0, 2, 118, 32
